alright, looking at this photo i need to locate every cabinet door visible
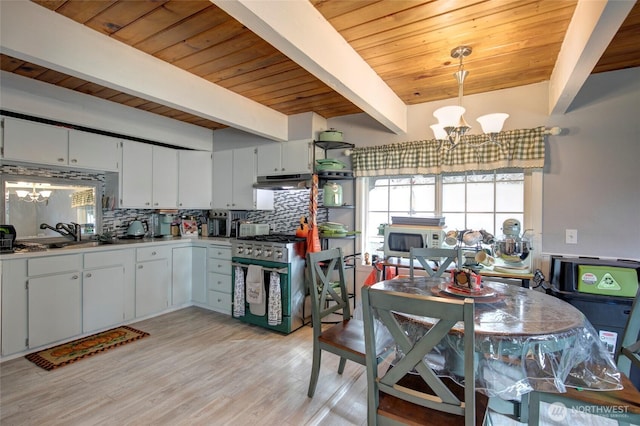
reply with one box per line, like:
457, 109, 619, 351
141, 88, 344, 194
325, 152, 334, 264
191, 247, 207, 304
68, 130, 120, 171
121, 140, 153, 208
3, 117, 68, 166
1, 259, 28, 356
83, 266, 125, 332
152, 146, 178, 208
256, 143, 281, 175
232, 147, 258, 209
212, 150, 234, 209
28, 271, 82, 348
281, 140, 312, 174
135, 259, 170, 318
178, 150, 212, 208
171, 247, 192, 306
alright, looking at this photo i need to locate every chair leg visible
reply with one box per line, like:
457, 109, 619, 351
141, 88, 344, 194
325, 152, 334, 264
527, 391, 540, 426
338, 357, 347, 374
307, 346, 322, 398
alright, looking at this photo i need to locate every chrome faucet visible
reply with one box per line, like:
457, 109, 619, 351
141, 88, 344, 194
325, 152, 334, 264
39, 222, 82, 241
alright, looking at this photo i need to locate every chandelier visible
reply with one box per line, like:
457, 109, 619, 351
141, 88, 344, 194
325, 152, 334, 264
431, 46, 509, 148
16, 185, 52, 203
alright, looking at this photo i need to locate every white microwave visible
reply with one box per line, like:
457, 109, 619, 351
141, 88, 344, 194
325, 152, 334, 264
383, 225, 445, 258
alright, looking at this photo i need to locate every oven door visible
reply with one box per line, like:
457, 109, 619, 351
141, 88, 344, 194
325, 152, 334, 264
231, 257, 302, 334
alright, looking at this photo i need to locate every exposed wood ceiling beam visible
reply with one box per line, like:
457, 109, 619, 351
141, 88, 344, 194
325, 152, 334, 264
212, 0, 408, 135
0, 0, 288, 141
549, 0, 635, 114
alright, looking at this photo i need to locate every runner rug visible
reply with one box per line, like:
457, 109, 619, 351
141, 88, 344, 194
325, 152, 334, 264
25, 326, 149, 371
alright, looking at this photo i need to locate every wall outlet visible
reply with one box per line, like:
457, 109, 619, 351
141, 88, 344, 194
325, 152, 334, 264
565, 229, 578, 244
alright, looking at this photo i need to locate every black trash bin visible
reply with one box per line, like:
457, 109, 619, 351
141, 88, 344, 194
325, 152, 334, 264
549, 255, 640, 390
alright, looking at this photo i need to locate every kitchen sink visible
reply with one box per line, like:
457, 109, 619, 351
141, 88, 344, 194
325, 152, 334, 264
46, 241, 103, 249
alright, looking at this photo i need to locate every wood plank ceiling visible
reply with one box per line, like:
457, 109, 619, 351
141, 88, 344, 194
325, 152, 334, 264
1, 0, 639, 132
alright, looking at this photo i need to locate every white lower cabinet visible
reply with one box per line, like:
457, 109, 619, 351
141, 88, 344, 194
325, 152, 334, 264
1, 259, 28, 356
191, 246, 207, 304
172, 246, 193, 306
207, 245, 232, 314
83, 265, 125, 333
135, 246, 171, 318
28, 271, 82, 349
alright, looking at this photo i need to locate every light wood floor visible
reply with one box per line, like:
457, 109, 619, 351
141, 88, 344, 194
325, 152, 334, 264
0, 307, 369, 425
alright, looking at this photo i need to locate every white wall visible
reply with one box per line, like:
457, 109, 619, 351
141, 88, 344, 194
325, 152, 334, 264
0, 71, 213, 151
543, 67, 640, 260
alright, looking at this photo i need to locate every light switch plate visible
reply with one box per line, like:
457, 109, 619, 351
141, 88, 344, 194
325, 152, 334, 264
565, 229, 578, 244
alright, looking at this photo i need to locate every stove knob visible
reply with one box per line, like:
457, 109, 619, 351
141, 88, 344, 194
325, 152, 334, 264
237, 247, 244, 254
246, 248, 253, 255
264, 249, 272, 257
255, 248, 262, 256
274, 250, 283, 259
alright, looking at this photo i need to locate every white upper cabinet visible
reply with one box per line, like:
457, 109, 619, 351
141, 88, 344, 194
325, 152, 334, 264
212, 147, 273, 210
120, 140, 153, 208
178, 150, 212, 209
2, 117, 120, 171
68, 130, 120, 172
256, 140, 312, 176
212, 150, 234, 209
2, 117, 68, 166
152, 146, 178, 208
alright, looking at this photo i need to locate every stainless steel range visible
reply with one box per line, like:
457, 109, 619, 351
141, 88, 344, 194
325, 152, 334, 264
231, 234, 306, 334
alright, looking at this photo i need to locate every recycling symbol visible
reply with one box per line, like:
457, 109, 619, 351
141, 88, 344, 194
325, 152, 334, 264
597, 273, 621, 291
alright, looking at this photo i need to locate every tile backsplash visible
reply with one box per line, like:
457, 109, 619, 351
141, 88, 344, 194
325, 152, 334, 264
2, 165, 326, 237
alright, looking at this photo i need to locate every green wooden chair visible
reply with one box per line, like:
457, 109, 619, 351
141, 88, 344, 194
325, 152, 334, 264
527, 289, 640, 425
410, 247, 462, 278
306, 248, 392, 398
361, 285, 487, 425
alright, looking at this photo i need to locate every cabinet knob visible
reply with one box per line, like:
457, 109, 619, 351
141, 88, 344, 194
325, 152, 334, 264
145, 202, 150, 206
217, 298, 222, 303
71, 159, 78, 163
152, 251, 157, 256
72, 274, 79, 279
138, 265, 143, 269
154, 202, 158, 206
281, 167, 285, 171
57, 158, 65, 162
85, 273, 92, 278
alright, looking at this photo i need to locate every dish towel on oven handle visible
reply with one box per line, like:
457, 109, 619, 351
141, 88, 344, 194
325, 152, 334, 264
246, 264, 265, 316
233, 266, 245, 317
268, 271, 282, 326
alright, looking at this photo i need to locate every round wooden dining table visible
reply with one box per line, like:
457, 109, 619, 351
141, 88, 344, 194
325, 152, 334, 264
368, 276, 623, 399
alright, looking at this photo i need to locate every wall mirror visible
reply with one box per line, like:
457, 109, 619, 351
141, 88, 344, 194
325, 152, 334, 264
1, 175, 101, 240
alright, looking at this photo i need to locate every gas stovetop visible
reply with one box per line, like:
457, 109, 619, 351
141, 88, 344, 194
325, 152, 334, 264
232, 234, 305, 263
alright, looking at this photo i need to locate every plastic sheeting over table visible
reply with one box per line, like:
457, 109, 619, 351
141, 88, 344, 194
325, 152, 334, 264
369, 277, 622, 400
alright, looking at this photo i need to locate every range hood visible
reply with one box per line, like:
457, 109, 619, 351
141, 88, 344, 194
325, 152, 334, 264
253, 173, 312, 190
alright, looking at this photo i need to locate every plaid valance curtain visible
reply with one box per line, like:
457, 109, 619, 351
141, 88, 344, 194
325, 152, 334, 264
351, 126, 545, 177
71, 189, 95, 208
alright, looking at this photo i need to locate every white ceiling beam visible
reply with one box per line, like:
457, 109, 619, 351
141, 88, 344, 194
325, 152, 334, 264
0, 1, 288, 141
213, 0, 408, 135
549, 0, 635, 114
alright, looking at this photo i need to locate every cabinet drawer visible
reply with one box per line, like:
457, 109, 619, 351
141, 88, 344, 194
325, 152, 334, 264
208, 290, 231, 314
208, 272, 232, 293
208, 258, 231, 274
208, 246, 231, 260
84, 249, 131, 268
136, 246, 170, 262
28, 254, 82, 276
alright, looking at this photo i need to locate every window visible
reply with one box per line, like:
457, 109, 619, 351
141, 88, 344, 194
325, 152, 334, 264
362, 170, 530, 258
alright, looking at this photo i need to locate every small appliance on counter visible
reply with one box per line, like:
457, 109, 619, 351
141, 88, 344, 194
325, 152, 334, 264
125, 218, 147, 238
238, 223, 270, 238
0, 225, 17, 253
208, 210, 230, 237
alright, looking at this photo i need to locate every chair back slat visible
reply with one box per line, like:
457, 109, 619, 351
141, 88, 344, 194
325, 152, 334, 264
307, 248, 350, 332
410, 247, 462, 278
362, 286, 476, 426
618, 289, 640, 376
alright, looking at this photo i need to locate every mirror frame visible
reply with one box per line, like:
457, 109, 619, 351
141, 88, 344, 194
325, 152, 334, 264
1, 174, 102, 240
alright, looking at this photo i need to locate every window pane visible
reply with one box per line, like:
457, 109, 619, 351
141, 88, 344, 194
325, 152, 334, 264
445, 213, 466, 231
442, 183, 465, 211
496, 181, 523, 211
467, 213, 495, 234
466, 182, 494, 212
389, 185, 411, 211
413, 184, 435, 212
369, 186, 389, 210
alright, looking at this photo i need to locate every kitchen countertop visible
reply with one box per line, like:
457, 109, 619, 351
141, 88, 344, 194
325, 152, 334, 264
0, 236, 232, 259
